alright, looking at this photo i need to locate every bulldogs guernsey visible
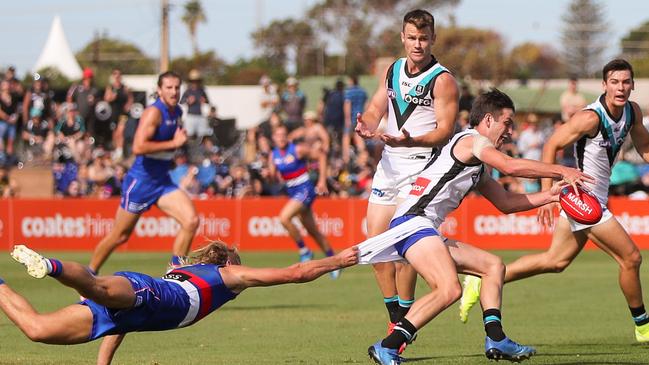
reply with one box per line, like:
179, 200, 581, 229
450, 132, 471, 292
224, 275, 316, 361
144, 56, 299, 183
385, 56, 450, 156
272, 142, 316, 206
577, 94, 635, 205
120, 98, 182, 214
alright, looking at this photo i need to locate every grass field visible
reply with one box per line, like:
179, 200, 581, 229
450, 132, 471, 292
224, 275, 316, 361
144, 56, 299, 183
1, 250, 649, 364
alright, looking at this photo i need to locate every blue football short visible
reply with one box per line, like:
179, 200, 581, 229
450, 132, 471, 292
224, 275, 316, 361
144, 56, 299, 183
119, 173, 178, 214
389, 214, 440, 257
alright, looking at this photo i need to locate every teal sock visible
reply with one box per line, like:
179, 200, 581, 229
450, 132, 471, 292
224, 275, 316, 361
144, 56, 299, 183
397, 297, 415, 320
384, 295, 399, 323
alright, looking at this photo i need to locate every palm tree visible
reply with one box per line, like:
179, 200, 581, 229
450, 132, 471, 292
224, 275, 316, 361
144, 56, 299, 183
181, 0, 207, 57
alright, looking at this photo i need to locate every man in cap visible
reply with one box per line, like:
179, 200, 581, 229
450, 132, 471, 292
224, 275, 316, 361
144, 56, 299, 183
67, 68, 100, 138
180, 69, 211, 138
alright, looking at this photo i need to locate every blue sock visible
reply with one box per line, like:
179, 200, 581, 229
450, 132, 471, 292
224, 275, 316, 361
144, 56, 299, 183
47, 259, 63, 277
0, 277, 4, 285
325, 248, 334, 257
295, 240, 306, 249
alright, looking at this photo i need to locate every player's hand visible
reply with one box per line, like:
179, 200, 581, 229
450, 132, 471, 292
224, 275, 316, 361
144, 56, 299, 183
560, 167, 595, 197
336, 246, 360, 268
549, 180, 570, 201
315, 180, 328, 195
380, 128, 413, 147
355, 113, 375, 139
172, 127, 188, 148
537, 202, 559, 228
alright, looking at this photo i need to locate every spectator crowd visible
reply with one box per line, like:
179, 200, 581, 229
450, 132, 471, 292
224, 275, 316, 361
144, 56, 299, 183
2, 66, 649, 200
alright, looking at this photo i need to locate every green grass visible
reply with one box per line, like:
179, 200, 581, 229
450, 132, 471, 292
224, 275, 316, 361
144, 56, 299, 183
1, 250, 649, 364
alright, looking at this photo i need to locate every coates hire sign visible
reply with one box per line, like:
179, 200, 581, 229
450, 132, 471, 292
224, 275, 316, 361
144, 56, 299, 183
0, 197, 648, 251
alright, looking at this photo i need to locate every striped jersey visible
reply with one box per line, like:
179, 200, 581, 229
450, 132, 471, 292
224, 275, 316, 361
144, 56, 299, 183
272, 143, 310, 187
394, 129, 485, 228
576, 94, 635, 205
385, 56, 450, 156
129, 98, 182, 180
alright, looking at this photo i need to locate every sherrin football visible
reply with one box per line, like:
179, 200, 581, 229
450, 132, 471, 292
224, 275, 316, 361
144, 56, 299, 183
559, 186, 602, 225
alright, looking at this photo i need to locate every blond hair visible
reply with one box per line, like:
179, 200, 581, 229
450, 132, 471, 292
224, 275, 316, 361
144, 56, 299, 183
190, 240, 241, 266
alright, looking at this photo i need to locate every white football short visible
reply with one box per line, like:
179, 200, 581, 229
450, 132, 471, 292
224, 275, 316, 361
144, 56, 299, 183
368, 151, 433, 205
356, 215, 438, 264
559, 203, 613, 232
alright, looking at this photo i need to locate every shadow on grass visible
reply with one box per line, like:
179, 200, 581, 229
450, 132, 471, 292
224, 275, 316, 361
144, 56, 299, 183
221, 304, 328, 311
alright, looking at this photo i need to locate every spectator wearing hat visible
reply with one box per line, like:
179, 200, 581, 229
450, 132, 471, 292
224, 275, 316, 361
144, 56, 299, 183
66, 68, 100, 138
180, 69, 211, 138
281, 77, 306, 131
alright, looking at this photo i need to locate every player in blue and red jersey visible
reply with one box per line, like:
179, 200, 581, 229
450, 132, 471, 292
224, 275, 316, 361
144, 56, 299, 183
269, 124, 338, 275
88, 71, 199, 274
0, 243, 358, 363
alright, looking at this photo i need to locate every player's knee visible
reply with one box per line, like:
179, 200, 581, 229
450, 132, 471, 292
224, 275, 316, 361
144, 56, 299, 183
23, 323, 50, 343
439, 281, 462, 306
622, 249, 642, 271
183, 214, 199, 232
549, 258, 571, 273
485, 255, 505, 278
279, 214, 292, 227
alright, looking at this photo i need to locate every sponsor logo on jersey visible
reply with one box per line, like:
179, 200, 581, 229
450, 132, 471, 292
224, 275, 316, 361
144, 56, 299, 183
471, 172, 481, 185
163, 272, 192, 282
371, 188, 385, 197
387, 88, 397, 99
404, 94, 431, 106
415, 84, 425, 95
164, 119, 175, 126
410, 177, 431, 196
598, 140, 611, 148
401, 81, 412, 87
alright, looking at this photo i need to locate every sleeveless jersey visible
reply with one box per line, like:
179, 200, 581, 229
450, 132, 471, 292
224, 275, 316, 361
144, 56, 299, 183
272, 143, 310, 187
394, 129, 485, 228
129, 98, 182, 179
385, 56, 450, 156
159, 264, 238, 329
576, 94, 635, 205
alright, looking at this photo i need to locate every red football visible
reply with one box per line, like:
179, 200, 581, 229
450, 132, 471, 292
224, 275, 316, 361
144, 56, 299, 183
559, 186, 602, 225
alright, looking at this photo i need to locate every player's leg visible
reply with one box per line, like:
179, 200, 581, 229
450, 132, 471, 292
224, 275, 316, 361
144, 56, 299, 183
587, 218, 649, 341
12, 245, 136, 308
157, 188, 200, 266
367, 202, 400, 324
279, 199, 313, 261
299, 208, 340, 278
450, 240, 535, 361
89, 207, 140, 273
0, 283, 93, 344
369, 235, 458, 363
394, 261, 416, 321
459, 217, 587, 322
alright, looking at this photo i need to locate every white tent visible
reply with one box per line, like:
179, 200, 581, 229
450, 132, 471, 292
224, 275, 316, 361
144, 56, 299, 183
33, 15, 82, 80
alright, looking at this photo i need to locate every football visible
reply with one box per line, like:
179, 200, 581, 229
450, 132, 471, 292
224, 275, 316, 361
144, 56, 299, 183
559, 186, 602, 225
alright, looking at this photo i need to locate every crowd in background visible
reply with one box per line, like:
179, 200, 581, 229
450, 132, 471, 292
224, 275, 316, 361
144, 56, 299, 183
2, 66, 649, 200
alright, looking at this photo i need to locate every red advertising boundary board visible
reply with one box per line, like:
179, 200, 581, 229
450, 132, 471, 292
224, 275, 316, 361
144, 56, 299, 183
1, 197, 647, 251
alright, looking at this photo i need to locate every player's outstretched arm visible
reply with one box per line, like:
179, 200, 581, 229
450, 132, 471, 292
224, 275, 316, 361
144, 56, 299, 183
478, 174, 567, 214
223, 247, 359, 292
97, 334, 125, 365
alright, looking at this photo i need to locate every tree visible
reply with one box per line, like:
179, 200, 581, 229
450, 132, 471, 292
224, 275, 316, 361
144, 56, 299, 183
560, 0, 608, 77
507, 42, 564, 80
620, 20, 649, 77
75, 34, 155, 87
251, 19, 318, 76
181, 0, 207, 57
169, 51, 226, 85
433, 26, 507, 82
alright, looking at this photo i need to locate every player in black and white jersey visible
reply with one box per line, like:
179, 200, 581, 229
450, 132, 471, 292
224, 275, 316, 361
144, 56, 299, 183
355, 9, 458, 340
459, 59, 649, 343
360, 89, 591, 364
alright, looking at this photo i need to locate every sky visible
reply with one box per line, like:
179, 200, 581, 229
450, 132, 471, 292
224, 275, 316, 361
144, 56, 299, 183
1, 0, 647, 77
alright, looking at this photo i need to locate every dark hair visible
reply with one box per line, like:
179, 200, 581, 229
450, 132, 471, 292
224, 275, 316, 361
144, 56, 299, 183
350, 75, 359, 85
191, 240, 240, 265
602, 59, 634, 82
469, 88, 515, 127
403, 9, 435, 33
157, 70, 181, 87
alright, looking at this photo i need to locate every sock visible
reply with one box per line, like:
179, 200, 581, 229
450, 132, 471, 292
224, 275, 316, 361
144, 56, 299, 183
630, 305, 649, 326
86, 267, 97, 276
47, 259, 63, 278
295, 239, 306, 249
483, 308, 506, 341
381, 318, 417, 350
384, 296, 400, 323
0, 277, 4, 285
396, 297, 415, 320
299, 247, 311, 255
325, 248, 334, 257
170, 255, 187, 266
